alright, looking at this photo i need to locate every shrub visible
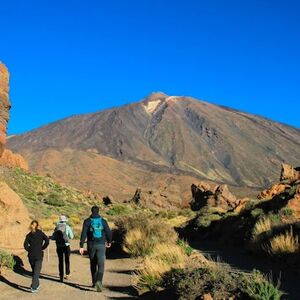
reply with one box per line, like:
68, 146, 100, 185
123, 229, 153, 257
133, 243, 187, 293
45, 193, 65, 207
251, 208, 264, 218
69, 215, 81, 226
268, 227, 299, 255
177, 239, 193, 256
288, 185, 298, 198
162, 262, 240, 300
0, 250, 15, 273
107, 204, 132, 216
279, 207, 293, 217
115, 213, 178, 257
40, 219, 55, 231
241, 270, 283, 300
195, 213, 222, 228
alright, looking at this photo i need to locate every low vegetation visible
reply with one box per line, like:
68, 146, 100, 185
0, 250, 15, 274
115, 212, 178, 257
0, 166, 96, 218
268, 228, 299, 255
114, 209, 282, 299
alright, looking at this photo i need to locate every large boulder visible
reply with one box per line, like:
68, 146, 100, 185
190, 181, 237, 211
0, 181, 30, 253
0, 63, 10, 157
0, 149, 29, 170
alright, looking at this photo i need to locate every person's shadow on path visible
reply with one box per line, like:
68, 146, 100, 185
0, 275, 30, 293
3, 255, 92, 293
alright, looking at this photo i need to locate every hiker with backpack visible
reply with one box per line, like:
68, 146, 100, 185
79, 205, 112, 292
51, 215, 74, 282
24, 220, 49, 293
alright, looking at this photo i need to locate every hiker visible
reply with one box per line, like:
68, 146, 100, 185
51, 215, 74, 282
79, 205, 112, 292
23, 220, 49, 293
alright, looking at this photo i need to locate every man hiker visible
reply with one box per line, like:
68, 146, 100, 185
51, 215, 74, 282
24, 220, 49, 293
79, 205, 112, 292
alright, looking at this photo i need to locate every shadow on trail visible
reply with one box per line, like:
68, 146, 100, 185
106, 269, 133, 275
0, 275, 30, 293
105, 284, 137, 297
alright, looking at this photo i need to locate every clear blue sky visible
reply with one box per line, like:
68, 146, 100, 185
1, 0, 299, 134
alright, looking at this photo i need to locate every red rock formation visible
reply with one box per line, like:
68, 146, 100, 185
258, 183, 291, 200
280, 163, 300, 182
0, 62, 10, 156
190, 181, 238, 211
0, 149, 29, 170
0, 181, 30, 253
257, 163, 300, 218
288, 192, 300, 218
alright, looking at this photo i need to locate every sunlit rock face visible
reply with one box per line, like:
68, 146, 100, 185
0, 62, 10, 157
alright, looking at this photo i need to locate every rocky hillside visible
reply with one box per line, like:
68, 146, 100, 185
0, 166, 98, 219
8, 92, 300, 203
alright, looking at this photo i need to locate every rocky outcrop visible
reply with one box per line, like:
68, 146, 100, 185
0, 149, 29, 170
129, 187, 183, 209
258, 163, 300, 218
280, 163, 300, 182
258, 182, 291, 200
288, 185, 300, 218
0, 181, 30, 253
190, 181, 238, 211
0, 63, 10, 157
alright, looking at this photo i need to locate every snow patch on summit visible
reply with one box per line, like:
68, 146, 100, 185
143, 99, 162, 114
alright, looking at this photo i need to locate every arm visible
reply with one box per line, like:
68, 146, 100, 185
23, 234, 30, 252
42, 232, 50, 250
79, 219, 89, 248
103, 219, 112, 244
67, 225, 74, 240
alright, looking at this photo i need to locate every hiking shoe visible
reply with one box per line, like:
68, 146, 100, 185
64, 274, 71, 280
95, 281, 103, 292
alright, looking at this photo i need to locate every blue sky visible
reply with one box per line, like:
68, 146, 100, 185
1, 0, 299, 134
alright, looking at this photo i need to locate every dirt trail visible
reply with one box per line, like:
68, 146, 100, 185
0, 240, 138, 300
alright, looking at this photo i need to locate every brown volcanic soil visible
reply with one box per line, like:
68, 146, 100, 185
18, 147, 200, 206
8, 92, 300, 202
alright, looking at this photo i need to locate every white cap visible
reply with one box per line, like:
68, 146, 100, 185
60, 215, 68, 222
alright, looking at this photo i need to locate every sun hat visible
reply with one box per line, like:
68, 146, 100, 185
60, 215, 68, 222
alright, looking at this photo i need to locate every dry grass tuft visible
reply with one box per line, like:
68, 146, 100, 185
123, 228, 152, 257
252, 217, 272, 240
133, 243, 187, 292
116, 213, 178, 257
268, 227, 299, 255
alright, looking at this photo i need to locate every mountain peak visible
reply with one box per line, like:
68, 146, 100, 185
145, 91, 169, 102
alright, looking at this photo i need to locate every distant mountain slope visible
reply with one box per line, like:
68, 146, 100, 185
8, 92, 300, 198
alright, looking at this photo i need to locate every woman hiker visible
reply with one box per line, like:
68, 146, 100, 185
51, 215, 74, 282
23, 220, 49, 293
